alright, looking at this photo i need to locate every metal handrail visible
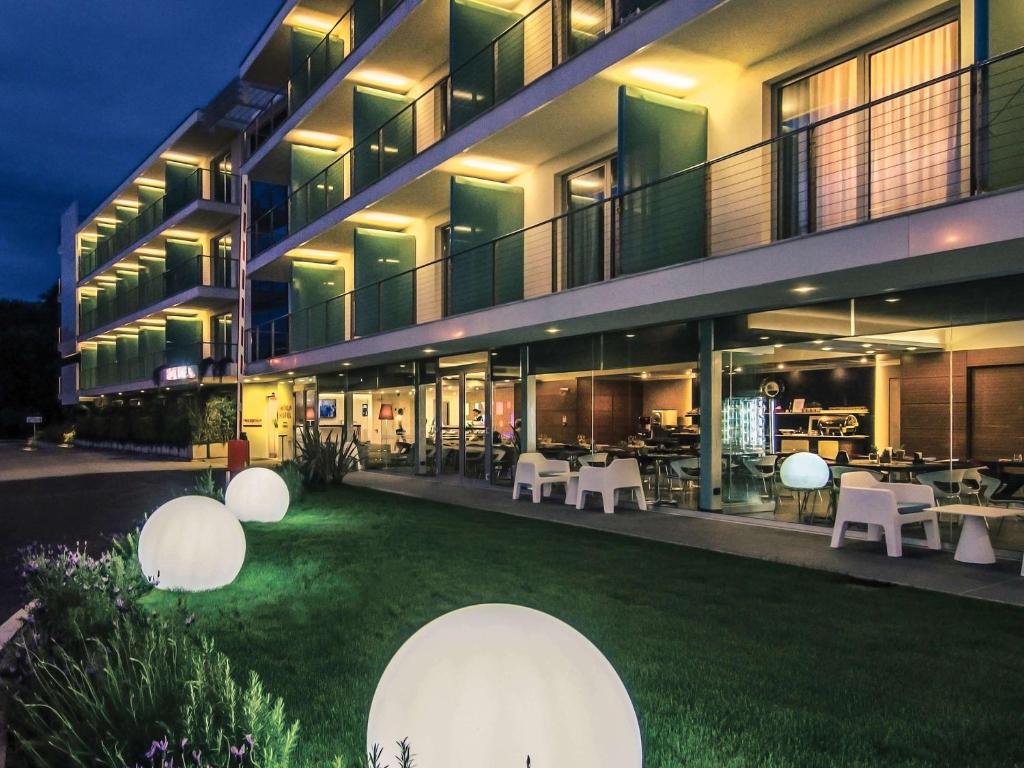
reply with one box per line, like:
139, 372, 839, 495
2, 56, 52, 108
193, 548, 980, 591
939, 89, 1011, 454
250, 0, 594, 256
247, 43, 1024, 361
79, 168, 239, 280
242, 0, 406, 159
80, 256, 239, 335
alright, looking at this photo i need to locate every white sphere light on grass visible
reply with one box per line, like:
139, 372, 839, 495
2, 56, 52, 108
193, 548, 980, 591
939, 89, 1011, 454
225, 467, 290, 522
367, 604, 642, 768
780, 451, 831, 489
138, 495, 246, 591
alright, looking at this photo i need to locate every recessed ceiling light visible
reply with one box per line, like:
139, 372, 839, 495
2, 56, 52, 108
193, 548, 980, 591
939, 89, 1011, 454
625, 333, 636, 339
792, 285, 816, 294
822, 347, 833, 351
906, 346, 918, 351
861, 343, 872, 348
885, 297, 901, 303
460, 156, 520, 176
342, 362, 351, 367
422, 348, 436, 354
734, 367, 743, 373
812, 339, 824, 345
759, 336, 770, 341
776, 363, 785, 369
859, 357, 869, 363
352, 69, 412, 92
773, 344, 783, 349
160, 151, 200, 164
630, 66, 697, 93
287, 371, 295, 375
545, 327, 560, 334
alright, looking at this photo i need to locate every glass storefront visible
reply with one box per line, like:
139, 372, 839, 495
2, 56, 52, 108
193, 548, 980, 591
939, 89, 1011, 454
711, 274, 1024, 552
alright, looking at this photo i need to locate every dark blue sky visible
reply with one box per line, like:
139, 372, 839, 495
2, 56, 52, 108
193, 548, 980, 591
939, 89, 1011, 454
0, 0, 282, 301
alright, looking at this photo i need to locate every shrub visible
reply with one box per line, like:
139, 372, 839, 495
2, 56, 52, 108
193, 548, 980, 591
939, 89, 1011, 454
189, 467, 226, 502
295, 425, 359, 488
18, 533, 150, 646
276, 461, 305, 503
6, 619, 299, 768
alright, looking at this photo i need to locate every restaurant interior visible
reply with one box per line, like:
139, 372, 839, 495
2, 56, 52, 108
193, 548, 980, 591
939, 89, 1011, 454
306, 275, 1024, 553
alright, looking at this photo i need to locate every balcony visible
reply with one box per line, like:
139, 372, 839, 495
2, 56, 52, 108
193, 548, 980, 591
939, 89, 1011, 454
247, 46, 1024, 363
243, 0, 408, 160
78, 168, 238, 281
80, 256, 239, 336
249, 0, 611, 256
80, 341, 237, 393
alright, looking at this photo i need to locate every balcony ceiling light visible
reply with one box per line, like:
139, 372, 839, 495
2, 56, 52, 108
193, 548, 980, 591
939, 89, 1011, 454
288, 247, 344, 263
95, 217, 118, 225
630, 67, 697, 94
114, 198, 140, 208
349, 210, 413, 228
285, 129, 347, 150
352, 69, 412, 93
137, 319, 167, 327
134, 246, 165, 257
284, 7, 338, 33
160, 151, 200, 165
545, 327, 560, 334
162, 229, 203, 240
135, 176, 166, 189
163, 309, 199, 318
791, 285, 816, 294
458, 155, 521, 178
570, 9, 603, 27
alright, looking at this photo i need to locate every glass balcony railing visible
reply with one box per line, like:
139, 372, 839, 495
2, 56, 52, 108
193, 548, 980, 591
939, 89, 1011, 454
80, 341, 237, 391
243, 0, 404, 159
80, 256, 238, 335
250, 0, 609, 256
79, 169, 238, 280
247, 46, 1024, 363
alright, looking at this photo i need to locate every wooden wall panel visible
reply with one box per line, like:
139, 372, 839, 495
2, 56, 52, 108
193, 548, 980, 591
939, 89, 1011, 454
970, 365, 1024, 460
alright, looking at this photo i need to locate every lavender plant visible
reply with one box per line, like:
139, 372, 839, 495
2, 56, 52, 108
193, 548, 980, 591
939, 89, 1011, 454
6, 618, 299, 768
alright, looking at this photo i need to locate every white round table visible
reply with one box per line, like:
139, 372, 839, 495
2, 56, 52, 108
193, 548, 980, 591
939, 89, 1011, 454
931, 504, 1020, 564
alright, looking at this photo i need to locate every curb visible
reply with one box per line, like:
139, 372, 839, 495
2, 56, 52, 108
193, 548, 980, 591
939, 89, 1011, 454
0, 603, 34, 651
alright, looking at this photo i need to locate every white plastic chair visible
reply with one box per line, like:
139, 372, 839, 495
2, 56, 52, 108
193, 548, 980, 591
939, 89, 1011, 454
577, 452, 609, 467
512, 452, 571, 504
831, 471, 940, 557
916, 469, 966, 504
576, 458, 647, 514
671, 457, 700, 491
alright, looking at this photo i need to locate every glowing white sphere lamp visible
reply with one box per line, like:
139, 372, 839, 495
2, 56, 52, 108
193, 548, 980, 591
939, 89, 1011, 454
367, 604, 642, 768
779, 451, 831, 523
225, 467, 290, 523
138, 495, 246, 591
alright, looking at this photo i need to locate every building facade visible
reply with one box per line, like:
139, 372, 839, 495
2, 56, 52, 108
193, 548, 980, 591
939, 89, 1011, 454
61, 0, 1024, 543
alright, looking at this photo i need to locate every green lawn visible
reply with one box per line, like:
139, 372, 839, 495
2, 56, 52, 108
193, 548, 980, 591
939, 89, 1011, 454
144, 485, 1024, 767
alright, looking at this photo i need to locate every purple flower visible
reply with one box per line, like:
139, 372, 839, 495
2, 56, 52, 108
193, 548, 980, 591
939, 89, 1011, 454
192, 750, 202, 765
244, 734, 254, 749
115, 597, 126, 611
146, 737, 169, 759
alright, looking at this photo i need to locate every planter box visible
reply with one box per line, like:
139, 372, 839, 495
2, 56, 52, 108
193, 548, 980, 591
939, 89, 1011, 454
188, 442, 228, 460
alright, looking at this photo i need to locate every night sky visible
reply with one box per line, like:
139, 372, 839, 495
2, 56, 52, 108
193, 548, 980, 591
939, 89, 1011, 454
0, 0, 282, 301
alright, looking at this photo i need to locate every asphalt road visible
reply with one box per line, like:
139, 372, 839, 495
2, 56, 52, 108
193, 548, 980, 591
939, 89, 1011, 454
0, 444, 211, 619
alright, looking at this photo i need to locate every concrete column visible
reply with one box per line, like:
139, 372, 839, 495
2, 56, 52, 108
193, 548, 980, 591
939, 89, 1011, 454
699, 319, 722, 511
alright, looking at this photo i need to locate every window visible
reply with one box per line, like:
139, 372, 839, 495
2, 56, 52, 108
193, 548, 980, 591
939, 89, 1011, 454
775, 17, 960, 236
560, 155, 616, 289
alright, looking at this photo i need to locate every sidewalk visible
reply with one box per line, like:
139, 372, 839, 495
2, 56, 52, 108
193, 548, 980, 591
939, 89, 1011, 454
345, 470, 1024, 607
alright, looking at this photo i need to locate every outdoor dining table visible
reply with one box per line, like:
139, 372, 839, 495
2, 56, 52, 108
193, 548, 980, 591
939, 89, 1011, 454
927, 504, 1022, 568
846, 459, 975, 482
645, 452, 690, 504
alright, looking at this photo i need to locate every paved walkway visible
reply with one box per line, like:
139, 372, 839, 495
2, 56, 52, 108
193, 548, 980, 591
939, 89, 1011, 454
346, 471, 1024, 607
0, 440, 222, 482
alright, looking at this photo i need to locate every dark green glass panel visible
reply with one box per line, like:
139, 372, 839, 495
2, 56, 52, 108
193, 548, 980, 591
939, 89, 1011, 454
164, 162, 199, 216
354, 227, 416, 336
165, 317, 202, 366
352, 86, 411, 192
291, 145, 342, 232
449, 176, 524, 315
617, 86, 707, 274
352, 0, 382, 48
450, 0, 523, 129
164, 240, 202, 295
290, 262, 346, 351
